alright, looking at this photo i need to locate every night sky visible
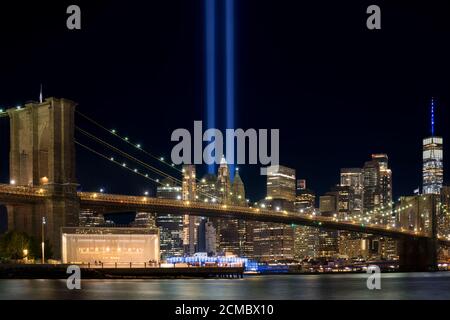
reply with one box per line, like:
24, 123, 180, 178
1, 0, 450, 227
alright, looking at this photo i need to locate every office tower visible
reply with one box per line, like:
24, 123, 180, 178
266, 165, 296, 202
423, 98, 443, 194
294, 226, 319, 259
362, 159, 379, 213
232, 168, 253, 257
318, 229, 339, 258
333, 185, 354, 220
338, 232, 370, 260
252, 224, 295, 261
319, 194, 337, 214
217, 156, 232, 205
156, 177, 183, 259
294, 179, 315, 212
318, 193, 339, 257
133, 212, 156, 228
363, 154, 393, 222
293, 179, 318, 259
205, 220, 217, 255
376, 237, 398, 260
232, 168, 246, 206
321, 187, 353, 220
297, 179, 307, 191
182, 164, 198, 255
157, 177, 182, 199
439, 186, 450, 239
198, 173, 218, 203
215, 159, 245, 256
372, 154, 393, 208
340, 168, 363, 216
197, 218, 207, 253
79, 208, 105, 227
294, 190, 316, 212
253, 165, 296, 262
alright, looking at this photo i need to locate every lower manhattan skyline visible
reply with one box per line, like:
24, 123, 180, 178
0, 1, 449, 203
2, 0, 450, 307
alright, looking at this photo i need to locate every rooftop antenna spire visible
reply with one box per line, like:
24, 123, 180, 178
431, 97, 435, 136
39, 83, 43, 103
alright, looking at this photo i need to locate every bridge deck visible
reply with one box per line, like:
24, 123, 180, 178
1, 184, 449, 244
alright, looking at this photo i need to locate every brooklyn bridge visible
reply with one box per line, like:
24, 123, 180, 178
0, 97, 446, 271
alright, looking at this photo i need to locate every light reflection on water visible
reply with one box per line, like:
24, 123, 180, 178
1, 272, 450, 300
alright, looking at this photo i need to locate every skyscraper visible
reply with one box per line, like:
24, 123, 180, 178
266, 165, 296, 202
340, 168, 363, 216
217, 156, 232, 205
182, 164, 198, 255
423, 98, 443, 194
253, 165, 296, 262
215, 158, 246, 256
362, 154, 393, 222
372, 154, 393, 208
318, 192, 339, 258
232, 168, 246, 206
294, 179, 315, 212
156, 177, 183, 259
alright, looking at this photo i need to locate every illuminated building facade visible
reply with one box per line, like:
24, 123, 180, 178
79, 208, 104, 227
253, 166, 296, 261
182, 164, 199, 255
363, 154, 393, 222
198, 173, 218, 203
132, 212, 156, 228
252, 220, 295, 262
215, 159, 248, 256
294, 179, 315, 212
156, 178, 183, 259
423, 98, 444, 195
61, 227, 160, 264
439, 186, 450, 238
318, 193, 339, 257
338, 233, 370, 259
217, 156, 232, 205
319, 195, 337, 214
372, 153, 393, 208
266, 165, 296, 202
423, 137, 443, 195
340, 168, 363, 216
294, 226, 319, 259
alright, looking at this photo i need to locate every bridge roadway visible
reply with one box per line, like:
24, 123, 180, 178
1, 184, 449, 244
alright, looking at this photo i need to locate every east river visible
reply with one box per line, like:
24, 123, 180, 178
1, 272, 450, 300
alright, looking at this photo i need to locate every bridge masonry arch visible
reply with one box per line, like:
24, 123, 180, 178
7, 97, 80, 258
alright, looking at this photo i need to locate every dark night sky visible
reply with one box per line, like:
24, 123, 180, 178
1, 0, 450, 226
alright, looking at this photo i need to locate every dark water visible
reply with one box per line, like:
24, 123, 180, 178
1, 272, 450, 300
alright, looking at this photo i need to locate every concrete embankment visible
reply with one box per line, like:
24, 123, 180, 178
0, 264, 244, 279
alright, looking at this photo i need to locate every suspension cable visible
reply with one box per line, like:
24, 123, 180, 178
75, 140, 165, 186
75, 127, 218, 200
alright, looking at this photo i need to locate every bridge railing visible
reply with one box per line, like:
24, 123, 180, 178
0, 183, 47, 197
78, 191, 427, 238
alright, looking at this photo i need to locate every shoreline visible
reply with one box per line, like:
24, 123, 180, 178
0, 264, 446, 279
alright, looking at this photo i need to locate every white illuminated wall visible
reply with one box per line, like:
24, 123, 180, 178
62, 233, 160, 264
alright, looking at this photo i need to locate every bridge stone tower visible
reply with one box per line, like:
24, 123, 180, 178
7, 97, 79, 258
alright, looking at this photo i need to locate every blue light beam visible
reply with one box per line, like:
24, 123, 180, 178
205, 0, 217, 174
431, 97, 435, 136
226, 0, 235, 180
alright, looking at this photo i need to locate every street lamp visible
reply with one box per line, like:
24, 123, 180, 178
41, 217, 46, 264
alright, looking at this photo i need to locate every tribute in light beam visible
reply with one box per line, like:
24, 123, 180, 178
205, 0, 217, 174
226, 0, 236, 180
